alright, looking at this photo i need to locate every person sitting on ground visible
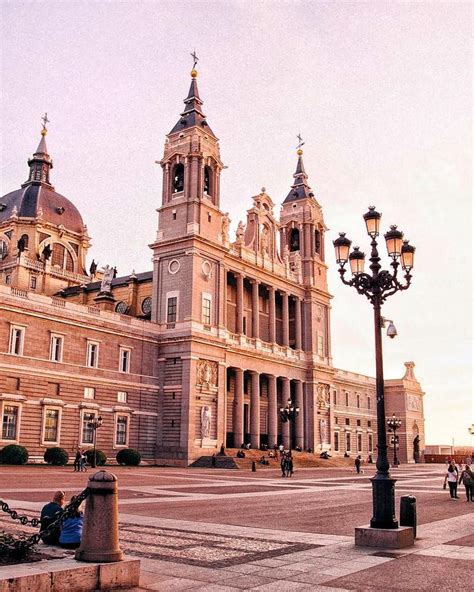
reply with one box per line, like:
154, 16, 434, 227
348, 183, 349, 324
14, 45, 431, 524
40, 491, 65, 545
59, 498, 84, 549
295, 444, 302, 452
245, 442, 251, 450
236, 449, 245, 458
268, 449, 275, 458
344, 451, 350, 458
367, 454, 373, 464
259, 455, 269, 465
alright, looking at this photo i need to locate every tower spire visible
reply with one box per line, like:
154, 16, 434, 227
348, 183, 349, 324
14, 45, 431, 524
169, 56, 215, 136
283, 136, 315, 203
22, 114, 53, 187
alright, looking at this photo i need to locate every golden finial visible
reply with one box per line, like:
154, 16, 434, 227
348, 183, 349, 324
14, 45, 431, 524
41, 112, 50, 136
190, 50, 199, 77
296, 133, 304, 155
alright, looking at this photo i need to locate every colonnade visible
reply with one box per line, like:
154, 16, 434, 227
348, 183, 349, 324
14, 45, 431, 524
230, 272, 303, 349
230, 368, 305, 450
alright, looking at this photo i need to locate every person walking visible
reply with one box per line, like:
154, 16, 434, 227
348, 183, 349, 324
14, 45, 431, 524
286, 453, 294, 477
280, 453, 287, 477
73, 448, 82, 472
458, 465, 474, 502
355, 455, 362, 474
444, 460, 460, 499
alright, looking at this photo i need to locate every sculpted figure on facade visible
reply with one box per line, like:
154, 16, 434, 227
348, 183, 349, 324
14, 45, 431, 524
235, 221, 245, 243
260, 224, 269, 254
100, 265, 114, 293
201, 405, 212, 439
319, 419, 328, 444
221, 213, 230, 245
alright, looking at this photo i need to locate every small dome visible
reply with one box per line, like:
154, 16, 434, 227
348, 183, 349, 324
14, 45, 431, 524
0, 185, 85, 234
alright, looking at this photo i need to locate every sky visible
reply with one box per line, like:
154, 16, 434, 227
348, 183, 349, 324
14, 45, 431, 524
1, 1, 472, 445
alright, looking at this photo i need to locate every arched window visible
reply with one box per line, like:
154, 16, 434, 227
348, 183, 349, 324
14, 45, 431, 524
172, 164, 184, 193
204, 166, 212, 195
21, 234, 29, 249
289, 228, 300, 252
51, 243, 75, 272
315, 229, 321, 255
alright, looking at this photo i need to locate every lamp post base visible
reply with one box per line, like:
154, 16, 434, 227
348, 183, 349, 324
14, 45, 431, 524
370, 475, 398, 529
355, 525, 414, 548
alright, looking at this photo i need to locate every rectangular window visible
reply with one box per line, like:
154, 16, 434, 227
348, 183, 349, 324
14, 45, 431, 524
346, 432, 351, 452
81, 412, 95, 444
86, 342, 99, 368
345, 418, 350, 426
356, 394, 360, 408
167, 297, 177, 323
202, 297, 211, 325
368, 434, 373, 452
334, 432, 339, 451
30, 276, 37, 290
357, 419, 361, 427
119, 348, 131, 373
333, 390, 337, 405
5, 275, 11, 285
117, 391, 127, 403
357, 433, 363, 452
345, 392, 349, 406
367, 397, 371, 410
2, 405, 18, 440
44, 409, 59, 442
115, 415, 128, 446
84, 387, 95, 399
335, 416, 338, 424
50, 335, 63, 362
9, 326, 24, 356
368, 420, 372, 428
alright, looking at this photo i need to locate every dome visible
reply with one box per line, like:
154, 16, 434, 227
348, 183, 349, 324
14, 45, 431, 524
0, 184, 85, 234
0, 126, 85, 235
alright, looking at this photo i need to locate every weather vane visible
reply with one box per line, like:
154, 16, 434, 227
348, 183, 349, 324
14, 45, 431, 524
191, 50, 199, 70
41, 112, 50, 131
296, 133, 305, 150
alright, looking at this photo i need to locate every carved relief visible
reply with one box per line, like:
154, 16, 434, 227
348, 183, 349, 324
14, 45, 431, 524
407, 394, 421, 412
196, 359, 218, 388
319, 419, 328, 444
317, 384, 330, 409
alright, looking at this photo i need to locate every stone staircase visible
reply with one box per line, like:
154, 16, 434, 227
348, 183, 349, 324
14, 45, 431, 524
189, 455, 238, 469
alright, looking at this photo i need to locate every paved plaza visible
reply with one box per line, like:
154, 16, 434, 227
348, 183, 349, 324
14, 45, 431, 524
0, 463, 473, 590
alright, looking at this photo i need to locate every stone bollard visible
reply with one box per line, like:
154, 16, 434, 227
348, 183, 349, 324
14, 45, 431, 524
252, 461, 256, 472
75, 470, 124, 563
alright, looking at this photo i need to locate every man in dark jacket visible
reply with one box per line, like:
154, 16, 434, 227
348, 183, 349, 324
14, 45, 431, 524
40, 491, 65, 544
355, 455, 362, 474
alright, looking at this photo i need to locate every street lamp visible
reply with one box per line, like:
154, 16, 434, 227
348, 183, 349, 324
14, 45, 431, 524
88, 415, 103, 468
280, 398, 299, 452
333, 206, 415, 530
387, 414, 402, 467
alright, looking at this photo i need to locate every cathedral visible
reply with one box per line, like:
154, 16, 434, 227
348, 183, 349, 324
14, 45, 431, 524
0, 65, 425, 466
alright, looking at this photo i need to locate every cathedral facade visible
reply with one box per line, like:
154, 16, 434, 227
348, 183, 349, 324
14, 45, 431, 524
0, 68, 425, 465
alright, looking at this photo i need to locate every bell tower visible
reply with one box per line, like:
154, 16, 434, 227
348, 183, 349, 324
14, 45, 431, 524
155, 64, 225, 244
279, 142, 332, 360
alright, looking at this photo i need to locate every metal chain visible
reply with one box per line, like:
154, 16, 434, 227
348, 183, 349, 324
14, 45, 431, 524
0, 487, 89, 556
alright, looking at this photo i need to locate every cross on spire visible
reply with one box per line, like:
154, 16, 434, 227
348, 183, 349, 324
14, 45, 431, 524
191, 50, 199, 69
41, 112, 50, 131
296, 133, 305, 150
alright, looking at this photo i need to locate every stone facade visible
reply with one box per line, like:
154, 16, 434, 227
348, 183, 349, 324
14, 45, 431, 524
0, 68, 425, 465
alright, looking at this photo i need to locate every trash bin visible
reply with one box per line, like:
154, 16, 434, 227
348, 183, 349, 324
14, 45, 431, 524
400, 495, 417, 538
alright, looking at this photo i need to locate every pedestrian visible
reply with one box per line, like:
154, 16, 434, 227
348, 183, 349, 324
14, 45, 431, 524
286, 453, 294, 477
280, 454, 287, 477
40, 491, 65, 544
278, 444, 284, 458
458, 465, 474, 502
73, 448, 82, 472
79, 452, 87, 472
59, 498, 84, 549
355, 455, 362, 474
444, 460, 459, 499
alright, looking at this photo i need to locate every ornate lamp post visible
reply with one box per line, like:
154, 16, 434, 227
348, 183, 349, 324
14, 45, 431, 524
88, 415, 103, 468
280, 398, 299, 452
333, 206, 415, 530
387, 414, 402, 467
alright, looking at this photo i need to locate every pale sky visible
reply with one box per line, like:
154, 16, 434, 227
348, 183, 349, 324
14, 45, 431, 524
1, 1, 472, 445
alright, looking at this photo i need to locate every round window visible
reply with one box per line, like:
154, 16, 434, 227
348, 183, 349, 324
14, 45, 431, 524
115, 301, 128, 314
141, 297, 152, 315
168, 259, 180, 274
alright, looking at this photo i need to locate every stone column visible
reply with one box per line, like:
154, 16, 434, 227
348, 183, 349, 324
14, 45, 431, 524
281, 377, 290, 448
267, 375, 278, 448
250, 371, 260, 449
75, 471, 123, 562
268, 286, 276, 343
163, 163, 170, 203
251, 280, 259, 339
221, 266, 228, 330
233, 368, 244, 448
236, 273, 244, 334
295, 380, 304, 448
282, 292, 289, 347
295, 297, 302, 350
